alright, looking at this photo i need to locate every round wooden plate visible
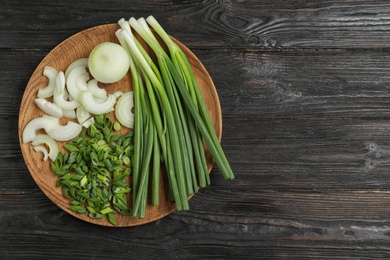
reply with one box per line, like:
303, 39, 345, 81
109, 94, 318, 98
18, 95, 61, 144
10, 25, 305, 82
18, 23, 222, 227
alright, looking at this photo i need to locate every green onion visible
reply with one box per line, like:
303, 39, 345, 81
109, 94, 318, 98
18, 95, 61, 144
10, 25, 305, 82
115, 16, 234, 213
148, 16, 234, 180
120, 25, 189, 211
51, 114, 133, 225
151, 122, 160, 206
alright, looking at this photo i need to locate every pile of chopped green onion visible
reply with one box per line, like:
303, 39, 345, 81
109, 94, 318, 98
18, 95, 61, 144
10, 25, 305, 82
51, 114, 133, 225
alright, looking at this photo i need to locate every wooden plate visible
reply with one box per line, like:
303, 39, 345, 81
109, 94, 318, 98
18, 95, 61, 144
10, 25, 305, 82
18, 24, 222, 227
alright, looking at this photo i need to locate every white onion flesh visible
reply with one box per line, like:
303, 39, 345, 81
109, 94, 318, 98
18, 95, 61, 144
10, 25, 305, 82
113, 91, 123, 99
33, 146, 49, 161
82, 117, 95, 128
66, 66, 89, 101
35, 98, 63, 118
37, 66, 58, 98
46, 121, 83, 141
76, 105, 91, 125
76, 73, 90, 92
79, 91, 119, 115
115, 91, 134, 128
31, 134, 59, 161
65, 58, 88, 79
22, 116, 59, 143
87, 79, 107, 99
53, 71, 80, 110
62, 108, 77, 119
88, 42, 130, 84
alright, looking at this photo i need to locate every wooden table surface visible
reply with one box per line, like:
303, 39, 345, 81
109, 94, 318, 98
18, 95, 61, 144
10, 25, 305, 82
3, 0, 390, 259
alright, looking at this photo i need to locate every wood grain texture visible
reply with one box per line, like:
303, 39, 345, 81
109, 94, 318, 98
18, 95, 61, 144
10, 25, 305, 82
4, 0, 390, 50
3, 0, 390, 258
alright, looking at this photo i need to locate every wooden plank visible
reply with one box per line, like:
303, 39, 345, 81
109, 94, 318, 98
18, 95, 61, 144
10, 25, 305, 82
2, 189, 390, 258
4, 1, 390, 49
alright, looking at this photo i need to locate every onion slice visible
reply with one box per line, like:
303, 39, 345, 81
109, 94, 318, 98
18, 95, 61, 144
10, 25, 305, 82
79, 91, 120, 114
63, 108, 77, 119
87, 79, 107, 99
22, 116, 59, 143
35, 98, 63, 118
53, 71, 80, 110
65, 58, 88, 79
82, 117, 95, 128
37, 66, 58, 98
46, 121, 83, 141
66, 66, 89, 101
33, 146, 49, 161
76, 105, 91, 125
115, 91, 134, 128
31, 134, 59, 161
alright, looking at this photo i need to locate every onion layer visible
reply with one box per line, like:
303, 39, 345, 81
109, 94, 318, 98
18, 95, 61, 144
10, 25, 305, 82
66, 66, 89, 101
35, 98, 63, 118
115, 91, 134, 128
79, 91, 121, 115
37, 66, 58, 98
33, 146, 49, 161
22, 116, 59, 143
31, 134, 59, 161
46, 121, 83, 141
53, 71, 80, 110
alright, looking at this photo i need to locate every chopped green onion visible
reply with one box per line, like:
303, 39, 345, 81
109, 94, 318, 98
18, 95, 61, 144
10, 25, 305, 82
51, 114, 133, 225
113, 121, 121, 131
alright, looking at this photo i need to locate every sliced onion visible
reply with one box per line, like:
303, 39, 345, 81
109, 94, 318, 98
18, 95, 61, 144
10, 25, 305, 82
76, 105, 91, 124
87, 79, 107, 99
76, 73, 90, 92
46, 121, 83, 141
33, 146, 49, 161
113, 91, 123, 99
79, 91, 118, 115
115, 91, 134, 128
54, 71, 80, 110
66, 66, 89, 101
37, 66, 58, 98
22, 116, 59, 143
65, 58, 88, 79
35, 98, 63, 118
31, 134, 59, 161
63, 108, 77, 119
82, 117, 95, 128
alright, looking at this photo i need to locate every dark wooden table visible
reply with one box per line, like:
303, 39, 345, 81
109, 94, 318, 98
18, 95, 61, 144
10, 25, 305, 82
4, 0, 390, 259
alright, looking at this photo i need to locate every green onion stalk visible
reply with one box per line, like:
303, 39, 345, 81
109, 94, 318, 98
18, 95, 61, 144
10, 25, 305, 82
130, 16, 234, 181
118, 25, 187, 211
115, 16, 234, 214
